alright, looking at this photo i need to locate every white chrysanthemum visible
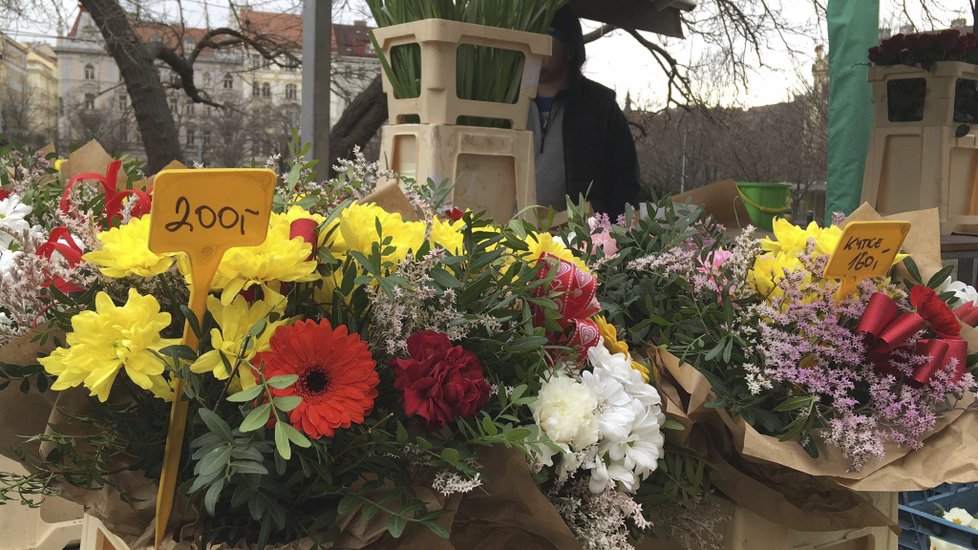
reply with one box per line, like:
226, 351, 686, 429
945, 279, 978, 308
585, 339, 667, 494
0, 194, 31, 250
530, 373, 600, 464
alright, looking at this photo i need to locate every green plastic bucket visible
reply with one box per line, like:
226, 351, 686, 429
735, 182, 791, 231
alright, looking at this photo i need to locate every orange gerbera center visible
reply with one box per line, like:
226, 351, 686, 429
255, 319, 379, 439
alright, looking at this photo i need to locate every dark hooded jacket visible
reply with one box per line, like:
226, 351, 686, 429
532, 7, 641, 218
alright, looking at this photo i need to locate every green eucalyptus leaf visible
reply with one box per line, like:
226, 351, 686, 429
240, 403, 272, 432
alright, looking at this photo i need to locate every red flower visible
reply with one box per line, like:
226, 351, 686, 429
444, 208, 465, 222
289, 218, 319, 260
910, 285, 961, 339
0, 189, 10, 201
36, 227, 86, 294
391, 331, 490, 429
955, 302, 978, 327
254, 320, 379, 439
60, 160, 152, 228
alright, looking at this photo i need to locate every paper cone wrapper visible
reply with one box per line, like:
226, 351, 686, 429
650, 348, 978, 532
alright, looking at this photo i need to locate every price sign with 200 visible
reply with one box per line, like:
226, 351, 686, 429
164, 196, 261, 236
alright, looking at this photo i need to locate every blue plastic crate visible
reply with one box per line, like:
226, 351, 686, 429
900, 484, 978, 549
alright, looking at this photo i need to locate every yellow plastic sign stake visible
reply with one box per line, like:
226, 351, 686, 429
148, 168, 276, 549
824, 220, 911, 300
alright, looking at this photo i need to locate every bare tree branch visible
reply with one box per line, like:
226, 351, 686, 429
583, 23, 615, 43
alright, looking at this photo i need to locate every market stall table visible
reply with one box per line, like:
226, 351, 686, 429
941, 234, 978, 284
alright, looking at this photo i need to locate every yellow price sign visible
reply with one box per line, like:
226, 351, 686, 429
148, 168, 276, 548
824, 220, 911, 298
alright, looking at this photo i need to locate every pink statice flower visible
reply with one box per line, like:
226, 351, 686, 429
587, 214, 618, 257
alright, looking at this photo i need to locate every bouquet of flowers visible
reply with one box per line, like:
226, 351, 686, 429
0, 142, 707, 550
558, 199, 978, 529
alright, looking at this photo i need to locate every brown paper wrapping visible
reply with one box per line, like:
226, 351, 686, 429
108, 446, 579, 550
362, 180, 420, 221
653, 335, 978, 531
673, 180, 753, 230
2, 365, 580, 550
0, 328, 60, 462
651, 350, 898, 533
59, 140, 128, 190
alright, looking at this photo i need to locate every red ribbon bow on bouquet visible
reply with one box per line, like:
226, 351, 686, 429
60, 160, 152, 228
533, 253, 601, 354
857, 289, 967, 384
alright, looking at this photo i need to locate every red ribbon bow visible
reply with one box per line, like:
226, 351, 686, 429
534, 253, 601, 353
858, 292, 967, 384
60, 160, 152, 228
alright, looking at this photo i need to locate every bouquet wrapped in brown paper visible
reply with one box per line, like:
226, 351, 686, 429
1, 142, 692, 550
555, 197, 978, 536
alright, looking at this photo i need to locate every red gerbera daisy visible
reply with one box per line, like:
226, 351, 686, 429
254, 319, 379, 439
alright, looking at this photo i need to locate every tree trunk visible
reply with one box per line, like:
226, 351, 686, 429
81, 0, 184, 172
328, 75, 388, 174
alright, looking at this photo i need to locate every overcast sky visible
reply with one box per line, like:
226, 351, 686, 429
1, 0, 970, 109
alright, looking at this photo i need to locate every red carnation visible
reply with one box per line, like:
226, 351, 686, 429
391, 331, 491, 429
0, 189, 10, 201
910, 285, 961, 339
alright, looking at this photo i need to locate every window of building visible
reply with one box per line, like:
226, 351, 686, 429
285, 84, 297, 101
251, 55, 261, 70
252, 81, 260, 97
203, 130, 211, 147
84, 63, 95, 80
184, 102, 195, 116
117, 94, 126, 112
169, 97, 178, 114
183, 37, 195, 52
223, 73, 233, 89
186, 128, 196, 147
83, 93, 95, 110
261, 82, 271, 98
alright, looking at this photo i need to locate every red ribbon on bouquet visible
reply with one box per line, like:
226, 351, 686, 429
857, 291, 967, 384
60, 160, 152, 228
534, 253, 601, 353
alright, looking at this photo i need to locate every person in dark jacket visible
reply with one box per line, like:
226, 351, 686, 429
528, 6, 641, 218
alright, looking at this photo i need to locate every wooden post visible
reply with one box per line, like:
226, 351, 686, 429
301, 0, 331, 176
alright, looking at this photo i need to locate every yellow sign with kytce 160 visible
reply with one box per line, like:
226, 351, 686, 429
824, 220, 911, 298
148, 168, 276, 549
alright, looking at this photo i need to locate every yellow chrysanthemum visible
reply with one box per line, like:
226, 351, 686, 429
190, 289, 288, 389
83, 216, 175, 278
39, 289, 177, 402
595, 316, 649, 382
212, 211, 320, 305
761, 218, 843, 259
338, 202, 425, 263
430, 216, 465, 254
750, 218, 908, 299
522, 232, 589, 273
